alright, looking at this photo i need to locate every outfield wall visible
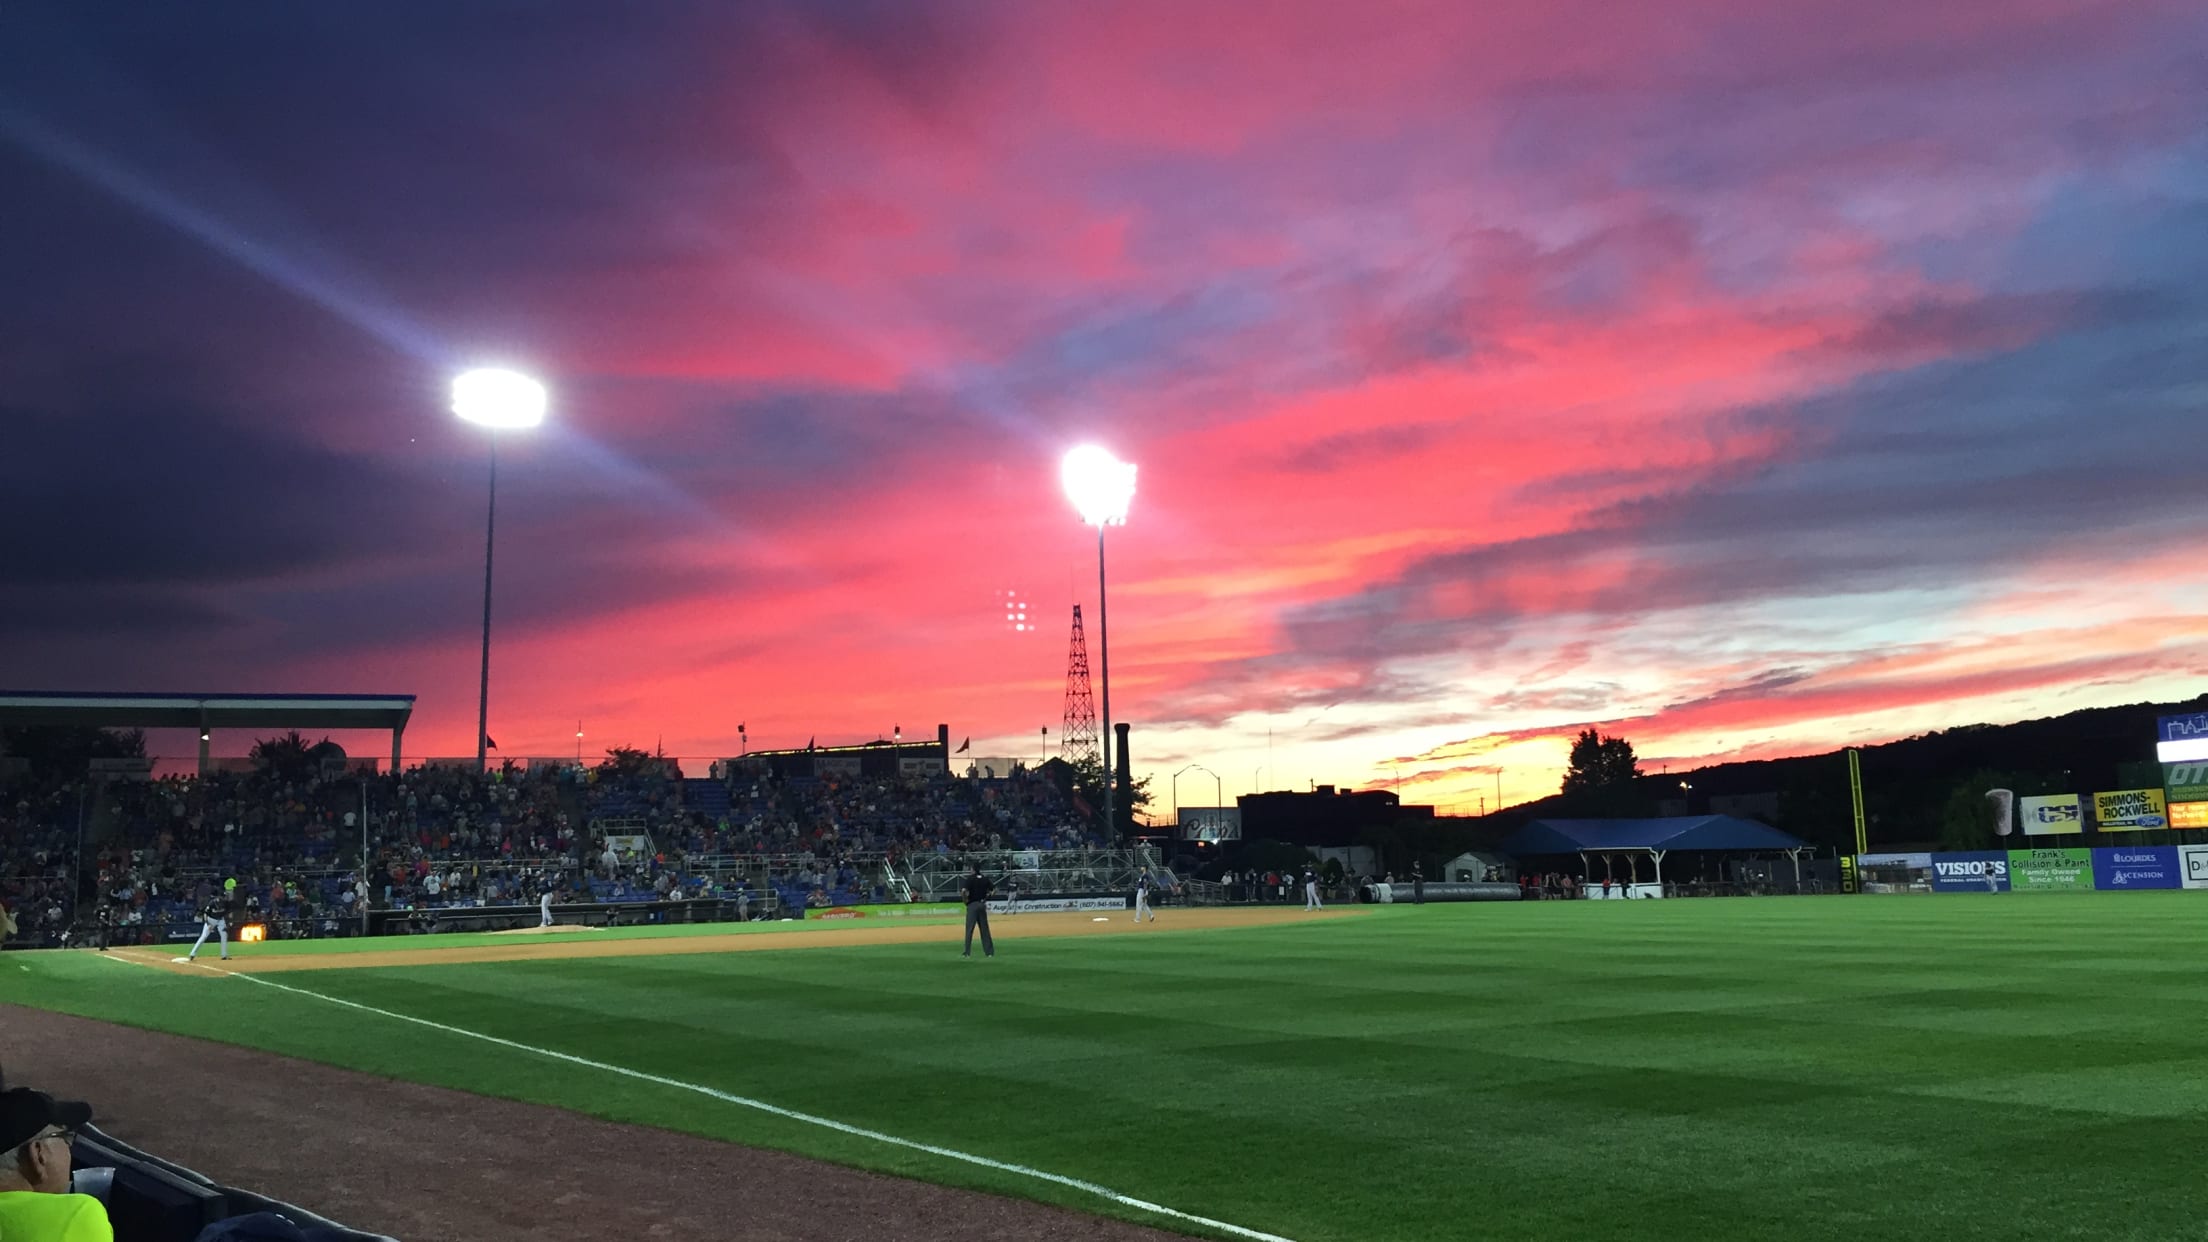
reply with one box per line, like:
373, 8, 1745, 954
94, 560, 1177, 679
1856, 847, 2207, 893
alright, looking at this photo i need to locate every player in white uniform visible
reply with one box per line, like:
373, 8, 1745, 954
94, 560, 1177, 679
1135, 868, 1158, 922
540, 887, 555, 927
1303, 866, 1323, 911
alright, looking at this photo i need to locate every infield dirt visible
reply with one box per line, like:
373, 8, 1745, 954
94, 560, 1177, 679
114, 905, 1353, 973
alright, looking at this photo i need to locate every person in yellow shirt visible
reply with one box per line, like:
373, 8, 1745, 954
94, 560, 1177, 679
0, 1086, 110, 1242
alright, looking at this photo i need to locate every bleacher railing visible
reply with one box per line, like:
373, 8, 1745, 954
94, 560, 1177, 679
903, 846, 1166, 901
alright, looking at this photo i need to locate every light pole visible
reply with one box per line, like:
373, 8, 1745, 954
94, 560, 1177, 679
452, 367, 547, 775
1061, 446, 1135, 839
1172, 763, 1200, 825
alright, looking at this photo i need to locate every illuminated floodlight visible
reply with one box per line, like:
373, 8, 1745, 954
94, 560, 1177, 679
1061, 445, 1136, 527
451, 368, 548, 430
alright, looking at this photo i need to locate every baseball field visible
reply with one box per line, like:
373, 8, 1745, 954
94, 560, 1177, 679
10, 895, 2208, 1241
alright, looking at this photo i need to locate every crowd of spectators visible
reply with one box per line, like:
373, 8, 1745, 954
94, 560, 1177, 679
0, 774, 81, 945
3, 758, 1102, 946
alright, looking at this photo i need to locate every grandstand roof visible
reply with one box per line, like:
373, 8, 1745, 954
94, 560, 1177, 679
1499, 815, 1807, 855
0, 691, 415, 732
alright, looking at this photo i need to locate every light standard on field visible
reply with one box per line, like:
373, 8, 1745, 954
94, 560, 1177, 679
452, 367, 548, 774
1062, 445, 1135, 839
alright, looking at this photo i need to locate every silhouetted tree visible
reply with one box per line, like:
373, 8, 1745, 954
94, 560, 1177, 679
0, 726, 144, 776
1560, 729, 1648, 815
250, 730, 327, 782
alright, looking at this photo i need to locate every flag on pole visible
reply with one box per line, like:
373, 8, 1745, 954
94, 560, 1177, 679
807, 736, 816, 750
483, 735, 498, 750
956, 738, 971, 754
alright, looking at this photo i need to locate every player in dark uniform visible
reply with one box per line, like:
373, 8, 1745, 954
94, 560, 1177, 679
186, 891, 231, 961
961, 863, 994, 958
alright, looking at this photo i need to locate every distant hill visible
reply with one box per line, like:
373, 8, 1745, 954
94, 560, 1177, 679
1463, 692, 2208, 854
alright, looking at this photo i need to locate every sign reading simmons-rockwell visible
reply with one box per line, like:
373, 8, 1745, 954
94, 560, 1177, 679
2018, 794, 2084, 836
2093, 788, 2167, 831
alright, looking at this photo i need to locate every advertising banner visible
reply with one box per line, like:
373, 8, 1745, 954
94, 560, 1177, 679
2092, 846, 2181, 890
1179, 806, 1243, 841
1858, 852, 1933, 868
2158, 713, 2208, 744
2093, 788, 2168, 831
987, 895, 1127, 914
2018, 794, 2084, 836
2165, 763, 2208, 804
1929, 851, 2010, 892
2007, 847, 2093, 891
2180, 845, 2208, 890
808, 902, 961, 920
813, 755, 862, 778
2172, 802, 2208, 830
898, 756, 943, 778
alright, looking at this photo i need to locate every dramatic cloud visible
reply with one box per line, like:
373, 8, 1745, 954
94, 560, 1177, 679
2, 0, 2204, 808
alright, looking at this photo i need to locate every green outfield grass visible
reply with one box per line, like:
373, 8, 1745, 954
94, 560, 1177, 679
16, 895, 2208, 1241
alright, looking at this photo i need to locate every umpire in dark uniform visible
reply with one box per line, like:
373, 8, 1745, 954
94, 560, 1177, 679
961, 862, 994, 958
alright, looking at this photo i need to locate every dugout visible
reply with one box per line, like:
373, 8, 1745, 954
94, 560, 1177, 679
1498, 815, 1812, 892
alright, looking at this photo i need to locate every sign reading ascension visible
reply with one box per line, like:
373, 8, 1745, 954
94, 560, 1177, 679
2093, 788, 2167, 831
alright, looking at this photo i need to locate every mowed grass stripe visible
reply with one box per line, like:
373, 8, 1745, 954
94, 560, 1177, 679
18, 895, 2208, 1241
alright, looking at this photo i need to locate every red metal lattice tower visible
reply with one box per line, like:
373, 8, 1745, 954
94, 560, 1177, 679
1061, 604, 1100, 768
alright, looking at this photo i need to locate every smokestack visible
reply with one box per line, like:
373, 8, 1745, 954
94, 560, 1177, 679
1114, 722, 1132, 838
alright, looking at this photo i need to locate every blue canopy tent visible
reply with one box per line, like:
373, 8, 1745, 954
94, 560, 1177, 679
1497, 815, 1811, 889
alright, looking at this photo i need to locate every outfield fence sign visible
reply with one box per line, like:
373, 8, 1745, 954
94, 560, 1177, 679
2019, 794, 2083, 836
2092, 846, 2181, 889
2094, 788, 2168, 831
2164, 763, 2208, 804
1928, 851, 2009, 892
2181, 845, 2208, 890
2007, 847, 2092, 891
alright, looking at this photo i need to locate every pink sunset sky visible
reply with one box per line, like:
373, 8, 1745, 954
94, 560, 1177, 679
3, 0, 2206, 813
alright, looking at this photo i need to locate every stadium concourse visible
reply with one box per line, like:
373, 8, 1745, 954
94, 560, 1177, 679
0, 757, 1105, 951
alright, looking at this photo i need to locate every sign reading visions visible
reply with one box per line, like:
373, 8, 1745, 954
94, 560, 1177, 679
2093, 788, 2167, 832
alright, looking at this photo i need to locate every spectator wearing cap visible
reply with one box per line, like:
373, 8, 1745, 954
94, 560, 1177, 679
0, 1084, 110, 1241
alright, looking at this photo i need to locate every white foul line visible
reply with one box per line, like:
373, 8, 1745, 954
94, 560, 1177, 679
154, 961, 1295, 1242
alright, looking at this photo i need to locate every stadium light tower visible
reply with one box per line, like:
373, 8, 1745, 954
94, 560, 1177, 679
1062, 445, 1135, 838
452, 367, 548, 774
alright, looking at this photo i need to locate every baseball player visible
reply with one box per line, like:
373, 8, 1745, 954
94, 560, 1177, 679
1303, 865, 1323, 911
186, 883, 233, 961
960, 863, 994, 958
1135, 867, 1158, 923
540, 886, 555, 928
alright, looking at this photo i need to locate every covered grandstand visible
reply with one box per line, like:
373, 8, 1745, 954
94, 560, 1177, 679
1499, 815, 1813, 890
